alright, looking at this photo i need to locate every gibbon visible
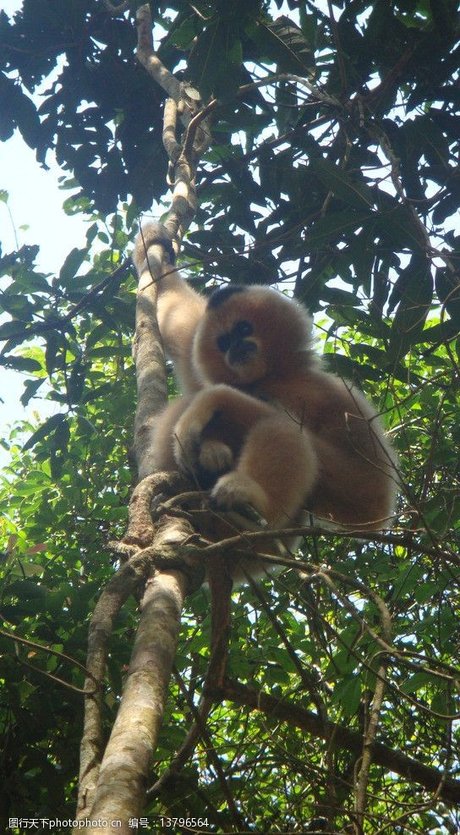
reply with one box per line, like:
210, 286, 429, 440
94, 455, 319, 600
133, 224, 397, 571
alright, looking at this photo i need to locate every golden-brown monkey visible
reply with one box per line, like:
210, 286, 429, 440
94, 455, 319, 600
133, 224, 397, 548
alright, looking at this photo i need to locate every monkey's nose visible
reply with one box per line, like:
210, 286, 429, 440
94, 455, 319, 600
228, 340, 257, 365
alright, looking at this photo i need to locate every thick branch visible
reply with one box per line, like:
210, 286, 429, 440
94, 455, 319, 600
132, 241, 169, 478
77, 553, 156, 818
136, 3, 209, 148
150, 558, 234, 800
86, 567, 188, 833
78, 5, 213, 829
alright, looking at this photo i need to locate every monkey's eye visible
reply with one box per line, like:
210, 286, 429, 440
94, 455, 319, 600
216, 321, 254, 354
233, 320, 253, 339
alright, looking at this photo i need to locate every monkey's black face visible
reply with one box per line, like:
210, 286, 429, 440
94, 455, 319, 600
195, 284, 312, 385
197, 285, 266, 383
216, 320, 257, 366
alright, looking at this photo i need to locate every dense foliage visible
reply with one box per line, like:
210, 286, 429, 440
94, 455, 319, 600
0, 1, 459, 832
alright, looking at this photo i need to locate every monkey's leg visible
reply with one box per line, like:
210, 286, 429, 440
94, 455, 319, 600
143, 395, 194, 475
308, 435, 396, 529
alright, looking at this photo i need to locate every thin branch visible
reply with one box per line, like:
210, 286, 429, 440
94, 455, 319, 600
0, 259, 131, 345
155, 668, 244, 832
218, 679, 460, 805
136, 4, 182, 103
0, 627, 98, 695
354, 596, 392, 829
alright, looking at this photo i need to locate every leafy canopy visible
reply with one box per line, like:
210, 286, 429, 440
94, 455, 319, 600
0, 0, 459, 832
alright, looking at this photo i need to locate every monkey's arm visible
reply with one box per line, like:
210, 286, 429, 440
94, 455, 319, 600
133, 223, 206, 393
173, 385, 318, 525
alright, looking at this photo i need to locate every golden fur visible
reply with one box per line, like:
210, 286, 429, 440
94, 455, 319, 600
133, 224, 397, 551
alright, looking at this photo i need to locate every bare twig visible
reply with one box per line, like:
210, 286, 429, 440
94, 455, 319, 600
354, 595, 392, 830
0, 628, 98, 695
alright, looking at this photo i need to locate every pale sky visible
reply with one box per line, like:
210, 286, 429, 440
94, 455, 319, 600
0, 0, 308, 466
1, 0, 88, 462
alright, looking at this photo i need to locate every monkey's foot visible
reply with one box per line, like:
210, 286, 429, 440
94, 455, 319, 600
210, 472, 269, 521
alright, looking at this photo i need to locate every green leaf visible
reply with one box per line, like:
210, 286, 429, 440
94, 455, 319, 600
57, 247, 88, 287
0, 320, 26, 341
249, 15, 314, 74
435, 267, 460, 325
189, 21, 243, 99
22, 413, 67, 452
45, 333, 60, 376
170, 15, 197, 49
333, 675, 361, 717
400, 672, 433, 695
307, 210, 373, 246
0, 355, 41, 372
0, 292, 35, 320
20, 378, 45, 407
313, 158, 376, 209
389, 255, 433, 361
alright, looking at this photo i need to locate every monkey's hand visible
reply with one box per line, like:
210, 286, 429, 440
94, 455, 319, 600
173, 407, 234, 483
132, 222, 176, 276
